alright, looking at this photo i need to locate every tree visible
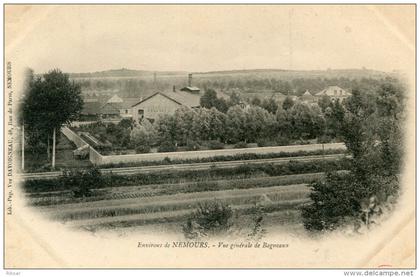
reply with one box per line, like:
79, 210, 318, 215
302, 83, 404, 232
244, 106, 276, 142
22, 69, 83, 169
318, 95, 332, 112
200, 89, 229, 113
287, 102, 325, 139
155, 114, 178, 145
228, 92, 242, 106
226, 105, 248, 143
200, 89, 219, 109
173, 107, 196, 145
251, 97, 261, 106
207, 107, 227, 141
324, 100, 345, 138
282, 96, 295, 110
118, 118, 134, 129
261, 98, 278, 114
130, 118, 156, 151
182, 201, 233, 239
275, 106, 291, 138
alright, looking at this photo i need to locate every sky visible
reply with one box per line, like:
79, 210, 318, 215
5, 5, 415, 74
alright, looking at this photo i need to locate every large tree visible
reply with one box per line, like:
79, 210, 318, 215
22, 69, 83, 169
302, 83, 404, 232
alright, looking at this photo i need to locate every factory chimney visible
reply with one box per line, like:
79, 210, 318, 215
173, 85, 176, 92
188, 73, 192, 87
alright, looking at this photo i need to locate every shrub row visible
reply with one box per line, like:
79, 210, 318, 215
29, 173, 319, 207
23, 158, 350, 194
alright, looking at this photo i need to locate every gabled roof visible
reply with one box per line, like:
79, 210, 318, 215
132, 91, 200, 108
101, 102, 122, 114
120, 98, 141, 109
166, 90, 201, 107
303, 90, 312, 96
315, 86, 349, 96
107, 94, 124, 103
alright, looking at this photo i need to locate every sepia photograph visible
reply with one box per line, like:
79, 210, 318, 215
3, 3, 416, 270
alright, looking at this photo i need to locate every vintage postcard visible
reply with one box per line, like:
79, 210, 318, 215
3, 4, 416, 269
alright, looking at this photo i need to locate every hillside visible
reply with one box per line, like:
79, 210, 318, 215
193, 68, 394, 80
69, 68, 394, 80
70, 68, 187, 78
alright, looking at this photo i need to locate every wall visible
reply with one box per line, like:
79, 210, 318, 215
94, 143, 346, 166
89, 146, 103, 165
61, 126, 346, 166
62, 126, 101, 165
61, 126, 89, 149
132, 93, 182, 122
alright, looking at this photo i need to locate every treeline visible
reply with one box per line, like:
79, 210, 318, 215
302, 80, 405, 232
74, 76, 399, 98
131, 96, 345, 153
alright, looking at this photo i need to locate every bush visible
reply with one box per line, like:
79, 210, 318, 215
256, 139, 277, 147
61, 167, 103, 198
158, 142, 177, 153
275, 136, 290, 146
135, 144, 151, 154
234, 141, 248, 149
186, 140, 200, 151
23, 159, 349, 194
317, 135, 333, 144
182, 201, 233, 239
207, 140, 224, 150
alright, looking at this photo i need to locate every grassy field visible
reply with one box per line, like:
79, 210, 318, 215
20, 133, 92, 172
23, 159, 349, 193
38, 184, 310, 229
27, 172, 327, 206
24, 156, 347, 235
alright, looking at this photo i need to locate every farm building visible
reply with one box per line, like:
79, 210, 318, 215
315, 86, 351, 101
131, 90, 201, 122
100, 95, 141, 118
180, 86, 201, 94
101, 97, 122, 118
80, 98, 101, 118
300, 90, 316, 103
180, 73, 201, 94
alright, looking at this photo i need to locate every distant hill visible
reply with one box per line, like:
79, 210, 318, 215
69, 68, 395, 80
192, 68, 394, 80
69, 68, 187, 78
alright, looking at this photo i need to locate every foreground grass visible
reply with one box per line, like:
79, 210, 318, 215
28, 172, 329, 206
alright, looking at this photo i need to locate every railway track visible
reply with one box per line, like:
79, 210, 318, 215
18, 154, 347, 180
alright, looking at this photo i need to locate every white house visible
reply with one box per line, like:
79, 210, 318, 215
131, 90, 201, 122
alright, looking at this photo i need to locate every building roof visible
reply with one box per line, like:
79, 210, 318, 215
120, 98, 141, 109
81, 100, 101, 115
132, 91, 201, 108
107, 94, 124, 103
315, 86, 350, 97
303, 90, 312, 96
181, 86, 201, 92
101, 102, 122, 115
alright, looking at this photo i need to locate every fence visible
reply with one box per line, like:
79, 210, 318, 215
61, 126, 346, 166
